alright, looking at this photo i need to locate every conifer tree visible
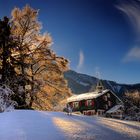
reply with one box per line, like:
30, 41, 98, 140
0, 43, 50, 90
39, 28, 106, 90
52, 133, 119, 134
0, 17, 16, 85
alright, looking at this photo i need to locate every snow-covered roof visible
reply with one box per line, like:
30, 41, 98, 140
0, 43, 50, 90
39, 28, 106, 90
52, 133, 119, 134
67, 89, 109, 102
106, 105, 124, 113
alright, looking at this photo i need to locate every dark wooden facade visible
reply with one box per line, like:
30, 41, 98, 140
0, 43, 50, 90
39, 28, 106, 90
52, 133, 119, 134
67, 90, 122, 116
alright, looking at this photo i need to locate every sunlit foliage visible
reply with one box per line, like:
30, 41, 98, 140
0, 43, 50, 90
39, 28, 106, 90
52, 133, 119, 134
0, 5, 71, 110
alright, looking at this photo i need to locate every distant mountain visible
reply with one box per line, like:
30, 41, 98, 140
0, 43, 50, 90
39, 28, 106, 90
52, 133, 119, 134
64, 70, 140, 97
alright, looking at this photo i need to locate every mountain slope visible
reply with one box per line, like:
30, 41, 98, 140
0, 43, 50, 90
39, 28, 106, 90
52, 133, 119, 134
64, 70, 140, 97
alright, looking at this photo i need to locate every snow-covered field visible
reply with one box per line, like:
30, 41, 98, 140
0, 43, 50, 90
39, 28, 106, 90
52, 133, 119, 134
0, 110, 140, 140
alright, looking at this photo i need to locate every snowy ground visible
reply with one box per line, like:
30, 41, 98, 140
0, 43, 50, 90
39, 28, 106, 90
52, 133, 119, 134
0, 110, 140, 140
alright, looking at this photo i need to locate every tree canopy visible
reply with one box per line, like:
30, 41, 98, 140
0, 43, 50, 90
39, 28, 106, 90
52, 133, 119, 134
0, 5, 71, 110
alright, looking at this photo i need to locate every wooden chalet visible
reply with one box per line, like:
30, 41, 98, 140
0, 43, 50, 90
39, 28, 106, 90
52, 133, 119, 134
67, 80, 123, 117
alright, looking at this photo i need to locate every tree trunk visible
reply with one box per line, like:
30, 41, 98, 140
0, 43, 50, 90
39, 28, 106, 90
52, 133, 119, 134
29, 64, 34, 108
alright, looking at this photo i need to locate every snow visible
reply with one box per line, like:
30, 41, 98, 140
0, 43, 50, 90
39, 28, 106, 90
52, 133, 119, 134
0, 86, 17, 112
78, 81, 89, 86
67, 89, 109, 102
116, 85, 122, 92
0, 110, 140, 140
67, 89, 123, 103
107, 81, 115, 91
0, 86, 13, 96
106, 105, 123, 113
106, 81, 122, 93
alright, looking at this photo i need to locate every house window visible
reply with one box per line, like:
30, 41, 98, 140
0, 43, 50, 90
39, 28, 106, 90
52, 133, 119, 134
104, 104, 108, 110
106, 105, 108, 109
70, 102, 73, 108
108, 101, 111, 106
103, 95, 107, 101
87, 100, 94, 107
97, 110, 105, 116
74, 102, 79, 108
107, 93, 110, 98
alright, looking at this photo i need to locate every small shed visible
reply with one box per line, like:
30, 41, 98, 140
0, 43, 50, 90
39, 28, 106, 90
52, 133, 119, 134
106, 105, 124, 119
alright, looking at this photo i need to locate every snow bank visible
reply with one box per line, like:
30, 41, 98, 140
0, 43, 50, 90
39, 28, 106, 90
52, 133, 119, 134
0, 110, 140, 140
0, 85, 17, 112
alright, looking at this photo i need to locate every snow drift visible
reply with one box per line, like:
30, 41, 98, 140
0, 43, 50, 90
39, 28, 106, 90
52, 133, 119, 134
0, 110, 140, 140
0, 85, 17, 112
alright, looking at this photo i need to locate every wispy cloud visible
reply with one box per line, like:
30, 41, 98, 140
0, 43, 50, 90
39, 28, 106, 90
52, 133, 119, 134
77, 50, 84, 71
123, 46, 140, 62
116, 0, 140, 36
116, 0, 140, 62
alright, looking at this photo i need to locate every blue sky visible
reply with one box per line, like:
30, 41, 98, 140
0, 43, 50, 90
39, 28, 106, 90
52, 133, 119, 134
0, 0, 140, 84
